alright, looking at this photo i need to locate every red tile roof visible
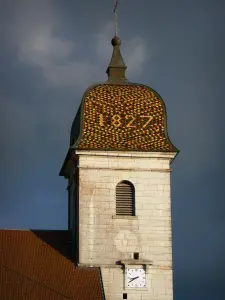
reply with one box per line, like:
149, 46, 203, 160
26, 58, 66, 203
0, 230, 105, 300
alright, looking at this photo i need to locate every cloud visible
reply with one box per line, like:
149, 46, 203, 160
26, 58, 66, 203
123, 37, 148, 77
18, 31, 101, 88
14, 3, 148, 88
19, 36, 75, 68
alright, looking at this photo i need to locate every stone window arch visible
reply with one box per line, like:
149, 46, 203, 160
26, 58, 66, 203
116, 181, 135, 216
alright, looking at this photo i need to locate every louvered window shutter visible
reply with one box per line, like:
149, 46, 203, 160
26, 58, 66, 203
116, 181, 135, 216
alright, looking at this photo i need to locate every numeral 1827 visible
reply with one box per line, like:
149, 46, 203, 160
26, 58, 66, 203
99, 114, 153, 129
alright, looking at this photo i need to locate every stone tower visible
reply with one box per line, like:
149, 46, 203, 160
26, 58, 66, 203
60, 35, 179, 300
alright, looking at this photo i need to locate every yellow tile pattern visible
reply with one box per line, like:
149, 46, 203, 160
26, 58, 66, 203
77, 84, 177, 151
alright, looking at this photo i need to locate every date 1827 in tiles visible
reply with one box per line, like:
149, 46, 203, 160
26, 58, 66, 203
98, 114, 153, 129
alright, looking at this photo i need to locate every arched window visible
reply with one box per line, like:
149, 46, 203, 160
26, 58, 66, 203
116, 181, 135, 216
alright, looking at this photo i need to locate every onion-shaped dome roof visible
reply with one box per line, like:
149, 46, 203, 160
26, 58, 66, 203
70, 36, 178, 152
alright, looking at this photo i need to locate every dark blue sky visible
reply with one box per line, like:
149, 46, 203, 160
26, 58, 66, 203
0, 1, 225, 299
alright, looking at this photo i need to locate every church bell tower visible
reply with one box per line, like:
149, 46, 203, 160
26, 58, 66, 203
60, 25, 178, 300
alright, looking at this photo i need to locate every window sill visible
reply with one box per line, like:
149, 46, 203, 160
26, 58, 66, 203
112, 215, 138, 220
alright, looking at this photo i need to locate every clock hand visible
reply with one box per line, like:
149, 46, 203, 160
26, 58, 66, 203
128, 276, 139, 283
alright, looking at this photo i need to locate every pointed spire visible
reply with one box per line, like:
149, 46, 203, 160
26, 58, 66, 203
106, 36, 127, 82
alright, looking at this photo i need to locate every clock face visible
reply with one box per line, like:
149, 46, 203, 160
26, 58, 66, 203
126, 268, 146, 288
75, 84, 177, 152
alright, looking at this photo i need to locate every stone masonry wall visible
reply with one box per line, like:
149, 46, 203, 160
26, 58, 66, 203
76, 150, 175, 300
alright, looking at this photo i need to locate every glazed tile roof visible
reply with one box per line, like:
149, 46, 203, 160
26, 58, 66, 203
70, 83, 178, 152
0, 230, 104, 300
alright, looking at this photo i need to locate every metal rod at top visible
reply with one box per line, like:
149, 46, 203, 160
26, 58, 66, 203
113, 0, 118, 36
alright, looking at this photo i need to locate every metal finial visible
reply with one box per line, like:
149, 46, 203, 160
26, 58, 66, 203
113, 0, 118, 36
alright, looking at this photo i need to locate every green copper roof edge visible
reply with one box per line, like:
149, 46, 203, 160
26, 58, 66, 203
73, 147, 178, 153
73, 82, 179, 154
